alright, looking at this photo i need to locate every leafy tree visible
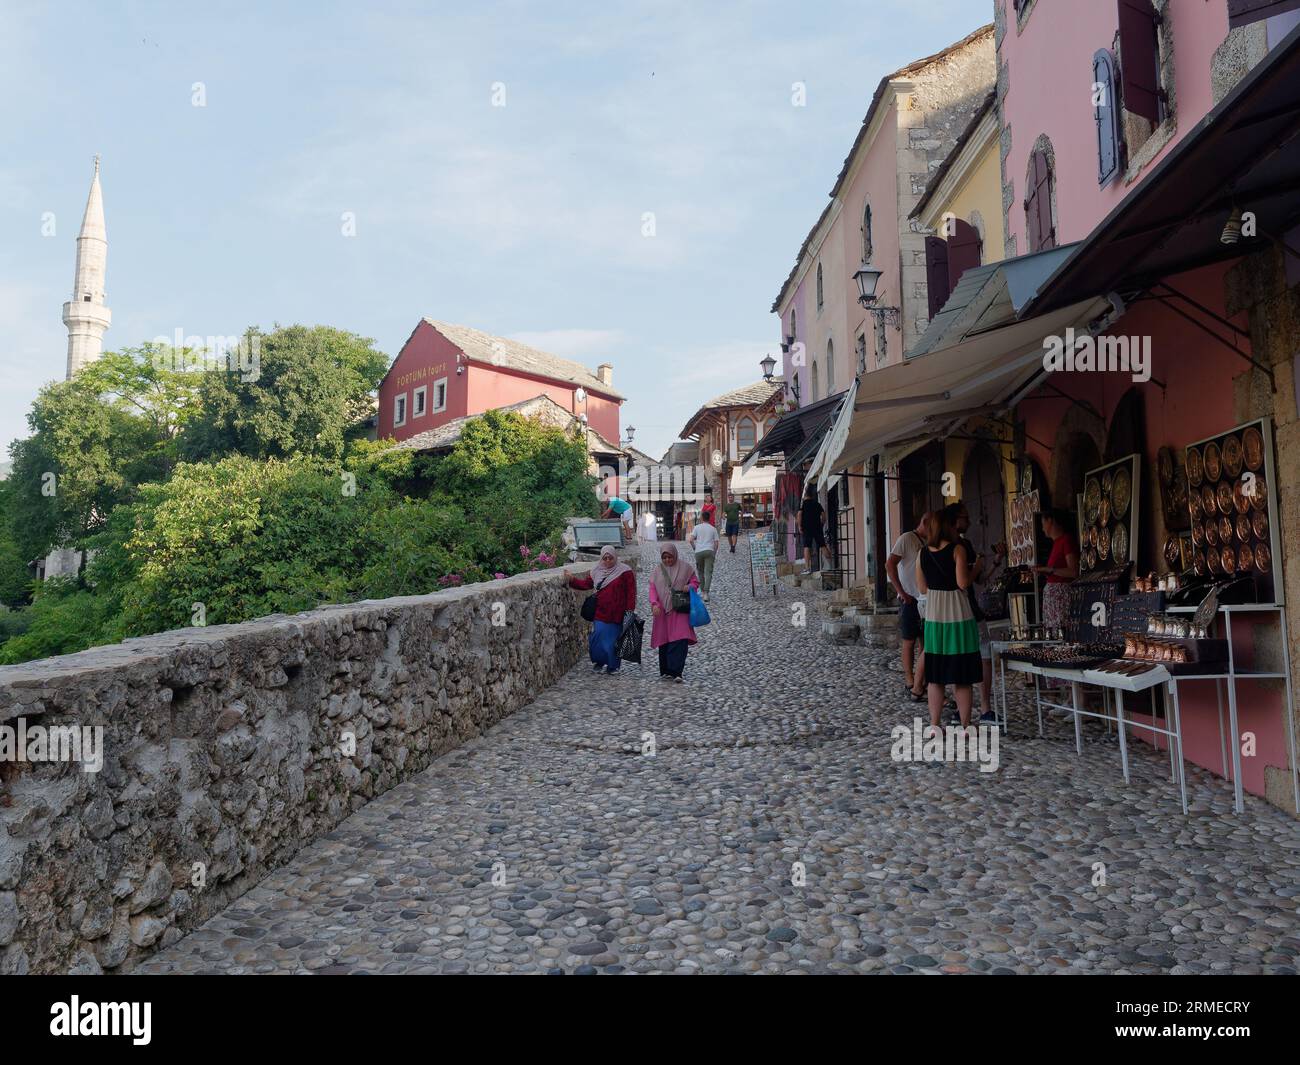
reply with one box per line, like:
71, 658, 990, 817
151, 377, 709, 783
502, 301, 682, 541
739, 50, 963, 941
0, 579, 117, 664
180, 325, 389, 462
0, 479, 34, 607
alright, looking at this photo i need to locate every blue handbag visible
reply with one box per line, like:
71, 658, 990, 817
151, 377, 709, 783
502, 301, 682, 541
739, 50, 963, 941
688, 587, 711, 628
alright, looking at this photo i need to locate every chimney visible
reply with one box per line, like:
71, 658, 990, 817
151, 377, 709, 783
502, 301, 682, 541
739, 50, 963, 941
595, 363, 613, 387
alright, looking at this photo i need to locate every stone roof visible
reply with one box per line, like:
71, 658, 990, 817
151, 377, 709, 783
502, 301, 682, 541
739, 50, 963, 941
394, 394, 623, 456
660, 442, 698, 467
421, 319, 624, 399
679, 381, 781, 438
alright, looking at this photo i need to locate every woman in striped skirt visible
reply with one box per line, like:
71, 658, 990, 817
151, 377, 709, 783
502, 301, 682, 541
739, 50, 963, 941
915, 509, 982, 728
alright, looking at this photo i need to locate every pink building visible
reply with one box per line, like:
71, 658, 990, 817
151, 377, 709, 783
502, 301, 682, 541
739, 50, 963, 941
377, 319, 623, 446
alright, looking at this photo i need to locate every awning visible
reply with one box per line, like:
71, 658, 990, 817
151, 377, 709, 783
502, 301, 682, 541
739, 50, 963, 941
729, 464, 778, 494
1028, 22, 1300, 314
813, 377, 858, 491
739, 390, 845, 472
819, 297, 1109, 476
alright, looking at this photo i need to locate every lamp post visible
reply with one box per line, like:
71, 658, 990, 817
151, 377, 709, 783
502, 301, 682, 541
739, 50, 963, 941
761, 353, 800, 406
854, 260, 901, 331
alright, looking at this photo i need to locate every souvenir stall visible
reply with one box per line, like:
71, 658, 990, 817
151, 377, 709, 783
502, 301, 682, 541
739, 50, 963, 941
993, 418, 1297, 816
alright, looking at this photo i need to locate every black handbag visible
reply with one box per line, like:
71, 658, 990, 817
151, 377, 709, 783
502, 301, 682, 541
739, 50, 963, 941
580, 576, 610, 622
670, 589, 691, 613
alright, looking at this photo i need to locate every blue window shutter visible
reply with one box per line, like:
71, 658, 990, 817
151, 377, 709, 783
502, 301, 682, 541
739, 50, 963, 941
1093, 49, 1121, 187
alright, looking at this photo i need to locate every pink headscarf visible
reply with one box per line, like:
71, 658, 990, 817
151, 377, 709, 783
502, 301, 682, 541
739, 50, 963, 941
652, 542, 696, 608
589, 545, 631, 586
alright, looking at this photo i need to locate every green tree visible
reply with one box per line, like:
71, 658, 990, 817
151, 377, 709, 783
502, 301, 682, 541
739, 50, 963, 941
0, 480, 32, 607
180, 325, 389, 462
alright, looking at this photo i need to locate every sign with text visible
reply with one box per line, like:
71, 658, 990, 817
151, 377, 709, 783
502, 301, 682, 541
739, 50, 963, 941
749, 529, 778, 597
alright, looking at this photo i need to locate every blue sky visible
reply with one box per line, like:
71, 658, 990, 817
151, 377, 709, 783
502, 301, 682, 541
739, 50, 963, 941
1, 0, 991, 461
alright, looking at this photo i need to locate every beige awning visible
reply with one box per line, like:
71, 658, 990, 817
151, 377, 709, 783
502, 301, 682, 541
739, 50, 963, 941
729, 463, 778, 494
820, 298, 1109, 476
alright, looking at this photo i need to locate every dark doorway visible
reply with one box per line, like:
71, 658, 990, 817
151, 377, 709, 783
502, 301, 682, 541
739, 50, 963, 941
961, 442, 1006, 563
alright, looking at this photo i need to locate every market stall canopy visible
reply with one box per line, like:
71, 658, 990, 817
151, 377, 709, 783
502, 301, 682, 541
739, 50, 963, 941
729, 463, 779, 494
818, 297, 1110, 479
1027, 22, 1300, 314
812, 378, 859, 491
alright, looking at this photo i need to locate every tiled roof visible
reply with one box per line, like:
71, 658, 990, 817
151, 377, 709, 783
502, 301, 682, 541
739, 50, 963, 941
661, 442, 699, 467
394, 394, 622, 456
679, 381, 781, 438
419, 319, 625, 399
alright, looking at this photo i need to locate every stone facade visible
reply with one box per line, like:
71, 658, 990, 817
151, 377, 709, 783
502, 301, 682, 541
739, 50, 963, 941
0, 566, 602, 973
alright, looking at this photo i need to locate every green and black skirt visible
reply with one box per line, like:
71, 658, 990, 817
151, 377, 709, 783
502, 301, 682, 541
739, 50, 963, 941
923, 588, 982, 685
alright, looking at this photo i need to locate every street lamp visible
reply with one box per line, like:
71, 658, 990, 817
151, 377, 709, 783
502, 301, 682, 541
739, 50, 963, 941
622, 425, 636, 445
760, 353, 777, 380
854, 260, 901, 330
760, 353, 800, 405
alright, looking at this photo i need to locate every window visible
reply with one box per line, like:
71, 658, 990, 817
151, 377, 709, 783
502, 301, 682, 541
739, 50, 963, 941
947, 218, 982, 289
861, 202, 873, 261
816, 263, 824, 312
393, 393, 407, 428
413, 385, 427, 417
1025, 146, 1057, 251
432, 376, 448, 413
1093, 49, 1123, 187
1117, 0, 1164, 124
789, 308, 797, 339
925, 235, 951, 318
737, 417, 756, 454
811, 361, 820, 400
825, 339, 835, 395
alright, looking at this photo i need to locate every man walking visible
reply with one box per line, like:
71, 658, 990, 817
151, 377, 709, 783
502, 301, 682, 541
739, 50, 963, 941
723, 498, 742, 553
687, 512, 720, 601
886, 513, 929, 702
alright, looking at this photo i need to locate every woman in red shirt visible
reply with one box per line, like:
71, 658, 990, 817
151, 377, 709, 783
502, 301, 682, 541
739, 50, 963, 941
1035, 508, 1079, 634
566, 547, 637, 675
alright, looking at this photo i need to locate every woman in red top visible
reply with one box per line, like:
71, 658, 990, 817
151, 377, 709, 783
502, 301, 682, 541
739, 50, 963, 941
566, 546, 637, 675
1035, 508, 1079, 634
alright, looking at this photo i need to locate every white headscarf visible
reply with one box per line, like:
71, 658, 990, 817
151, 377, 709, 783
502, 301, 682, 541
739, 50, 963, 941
589, 545, 631, 586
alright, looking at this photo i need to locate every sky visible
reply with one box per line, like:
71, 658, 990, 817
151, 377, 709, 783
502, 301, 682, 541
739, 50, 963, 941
0, 0, 991, 462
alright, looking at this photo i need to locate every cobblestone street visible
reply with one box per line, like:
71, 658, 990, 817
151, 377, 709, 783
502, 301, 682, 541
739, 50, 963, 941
139, 539, 1300, 975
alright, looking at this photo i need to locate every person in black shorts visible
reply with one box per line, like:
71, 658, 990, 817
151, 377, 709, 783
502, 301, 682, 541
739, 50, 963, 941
800, 485, 831, 571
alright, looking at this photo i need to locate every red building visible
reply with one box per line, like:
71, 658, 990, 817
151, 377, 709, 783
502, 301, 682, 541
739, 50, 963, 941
378, 319, 623, 444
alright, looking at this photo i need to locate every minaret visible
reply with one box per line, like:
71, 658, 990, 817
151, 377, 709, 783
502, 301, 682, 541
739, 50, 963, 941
62, 155, 111, 379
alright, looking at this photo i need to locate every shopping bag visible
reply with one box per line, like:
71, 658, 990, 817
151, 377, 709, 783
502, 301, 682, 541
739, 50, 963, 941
688, 587, 711, 628
617, 610, 644, 663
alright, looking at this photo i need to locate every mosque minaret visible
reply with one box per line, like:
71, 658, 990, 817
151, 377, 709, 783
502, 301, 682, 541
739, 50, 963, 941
61, 155, 111, 379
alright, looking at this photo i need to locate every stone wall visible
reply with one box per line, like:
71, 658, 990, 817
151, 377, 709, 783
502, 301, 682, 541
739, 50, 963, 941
0, 566, 597, 974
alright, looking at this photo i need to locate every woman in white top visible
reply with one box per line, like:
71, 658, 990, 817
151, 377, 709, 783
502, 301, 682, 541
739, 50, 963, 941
687, 518, 720, 601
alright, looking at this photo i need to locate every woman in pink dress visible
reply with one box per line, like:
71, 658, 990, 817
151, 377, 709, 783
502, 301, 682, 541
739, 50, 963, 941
648, 542, 700, 683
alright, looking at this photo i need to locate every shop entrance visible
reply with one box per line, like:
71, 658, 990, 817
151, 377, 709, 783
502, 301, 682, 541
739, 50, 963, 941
961, 442, 1006, 564
898, 442, 946, 530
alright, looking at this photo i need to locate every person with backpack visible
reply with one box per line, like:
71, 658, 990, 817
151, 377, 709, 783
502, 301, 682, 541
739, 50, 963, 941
566, 546, 636, 675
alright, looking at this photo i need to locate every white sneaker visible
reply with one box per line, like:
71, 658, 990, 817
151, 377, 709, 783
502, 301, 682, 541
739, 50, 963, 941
702, 592, 710, 602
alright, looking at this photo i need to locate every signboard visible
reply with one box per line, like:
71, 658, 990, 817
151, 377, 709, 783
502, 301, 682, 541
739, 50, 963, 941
749, 529, 778, 597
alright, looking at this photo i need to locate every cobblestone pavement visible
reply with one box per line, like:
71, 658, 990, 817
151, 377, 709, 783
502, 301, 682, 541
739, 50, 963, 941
139, 539, 1300, 974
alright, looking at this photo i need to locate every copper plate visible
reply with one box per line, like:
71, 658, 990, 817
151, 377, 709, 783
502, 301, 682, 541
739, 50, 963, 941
1099, 496, 1111, 526
1249, 475, 1266, 511
1236, 512, 1251, 542
1189, 492, 1203, 520
1102, 470, 1114, 498
1204, 441, 1222, 482
1083, 479, 1101, 526
1193, 549, 1206, 577
1252, 510, 1268, 540
1222, 434, 1243, 479
1163, 533, 1181, 567
1205, 520, 1218, 546
1256, 542, 1271, 573
1239, 544, 1254, 572
1201, 483, 1216, 515
1243, 425, 1264, 472
1219, 514, 1234, 544
1158, 447, 1173, 485
1186, 446, 1203, 486
1085, 547, 1096, 570
1232, 481, 1250, 514
1112, 522, 1129, 563
1216, 480, 1234, 515
1097, 523, 1110, 560
1222, 545, 1236, 574
1207, 549, 1222, 575
1191, 521, 1205, 546
1111, 465, 1131, 519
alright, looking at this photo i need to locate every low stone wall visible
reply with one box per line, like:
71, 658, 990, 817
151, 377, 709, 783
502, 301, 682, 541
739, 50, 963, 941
0, 566, 596, 974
